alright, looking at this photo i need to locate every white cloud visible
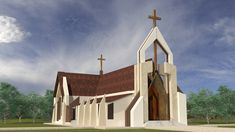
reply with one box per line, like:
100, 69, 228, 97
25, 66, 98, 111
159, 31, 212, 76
0, 16, 30, 43
213, 17, 235, 46
198, 68, 235, 82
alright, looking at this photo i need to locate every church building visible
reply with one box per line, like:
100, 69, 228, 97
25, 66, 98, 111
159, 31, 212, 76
51, 9, 187, 127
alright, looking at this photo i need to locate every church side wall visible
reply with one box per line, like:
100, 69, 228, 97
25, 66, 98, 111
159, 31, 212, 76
106, 94, 134, 127
79, 96, 93, 103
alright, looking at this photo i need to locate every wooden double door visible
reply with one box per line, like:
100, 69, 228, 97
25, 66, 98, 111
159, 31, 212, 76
148, 85, 159, 120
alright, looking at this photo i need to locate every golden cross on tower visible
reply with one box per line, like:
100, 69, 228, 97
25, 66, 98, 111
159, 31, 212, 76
148, 9, 161, 28
98, 54, 105, 75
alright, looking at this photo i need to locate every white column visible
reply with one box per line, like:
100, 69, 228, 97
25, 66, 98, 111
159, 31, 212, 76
54, 98, 58, 123
52, 97, 58, 123
84, 99, 91, 126
76, 105, 80, 126
61, 102, 67, 124
139, 61, 153, 122
98, 95, 106, 127
90, 98, 97, 126
79, 102, 84, 127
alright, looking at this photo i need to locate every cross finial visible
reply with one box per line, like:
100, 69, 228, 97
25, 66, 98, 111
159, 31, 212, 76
97, 54, 105, 75
148, 9, 161, 28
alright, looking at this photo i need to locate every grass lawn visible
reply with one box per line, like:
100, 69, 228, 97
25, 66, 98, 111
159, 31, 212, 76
188, 118, 235, 125
0, 123, 57, 127
0, 119, 181, 132
0, 119, 61, 127
0, 129, 182, 132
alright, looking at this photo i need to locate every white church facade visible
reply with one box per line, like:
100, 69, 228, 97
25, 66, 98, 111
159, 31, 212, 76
51, 10, 187, 127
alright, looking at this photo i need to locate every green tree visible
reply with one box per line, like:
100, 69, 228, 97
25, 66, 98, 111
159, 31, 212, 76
40, 90, 54, 121
187, 88, 218, 124
0, 82, 20, 122
0, 99, 9, 123
14, 95, 28, 122
216, 85, 235, 123
27, 93, 43, 123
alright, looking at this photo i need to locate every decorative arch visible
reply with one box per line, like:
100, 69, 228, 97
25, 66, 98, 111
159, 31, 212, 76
137, 27, 173, 65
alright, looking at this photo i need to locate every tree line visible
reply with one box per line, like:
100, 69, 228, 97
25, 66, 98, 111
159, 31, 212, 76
187, 85, 235, 124
0, 82, 53, 123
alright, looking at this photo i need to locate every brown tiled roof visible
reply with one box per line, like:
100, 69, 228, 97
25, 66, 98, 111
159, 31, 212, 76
53, 65, 134, 97
53, 72, 99, 96
96, 65, 134, 95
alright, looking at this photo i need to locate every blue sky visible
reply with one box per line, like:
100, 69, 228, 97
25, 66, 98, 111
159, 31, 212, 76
0, 0, 234, 94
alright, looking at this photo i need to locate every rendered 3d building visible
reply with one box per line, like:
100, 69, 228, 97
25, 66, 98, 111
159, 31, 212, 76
51, 9, 187, 127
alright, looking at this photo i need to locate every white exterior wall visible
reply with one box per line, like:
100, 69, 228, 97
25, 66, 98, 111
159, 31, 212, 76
106, 94, 134, 127
79, 96, 93, 103
177, 92, 187, 125
130, 96, 144, 127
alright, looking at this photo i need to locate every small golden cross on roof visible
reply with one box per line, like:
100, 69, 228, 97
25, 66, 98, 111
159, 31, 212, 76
98, 54, 105, 75
148, 9, 161, 28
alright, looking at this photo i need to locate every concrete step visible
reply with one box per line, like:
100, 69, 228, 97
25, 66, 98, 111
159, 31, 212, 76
70, 120, 77, 127
144, 120, 185, 127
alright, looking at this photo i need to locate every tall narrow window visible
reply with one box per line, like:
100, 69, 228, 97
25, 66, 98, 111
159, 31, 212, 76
72, 107, 76, 120
98, 104, 100, 114
107, 103, 114, 119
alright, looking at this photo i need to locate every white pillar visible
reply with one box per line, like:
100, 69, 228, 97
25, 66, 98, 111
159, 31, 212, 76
139, 61, 153, 123
79, 102, 84, 127
61, 102, 66, 125
84, 100, 91, 126
98, 96, 106, 127
90, 98, 97, 126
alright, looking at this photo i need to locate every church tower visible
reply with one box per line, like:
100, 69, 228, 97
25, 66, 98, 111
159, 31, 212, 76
134, 9, 187, 126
